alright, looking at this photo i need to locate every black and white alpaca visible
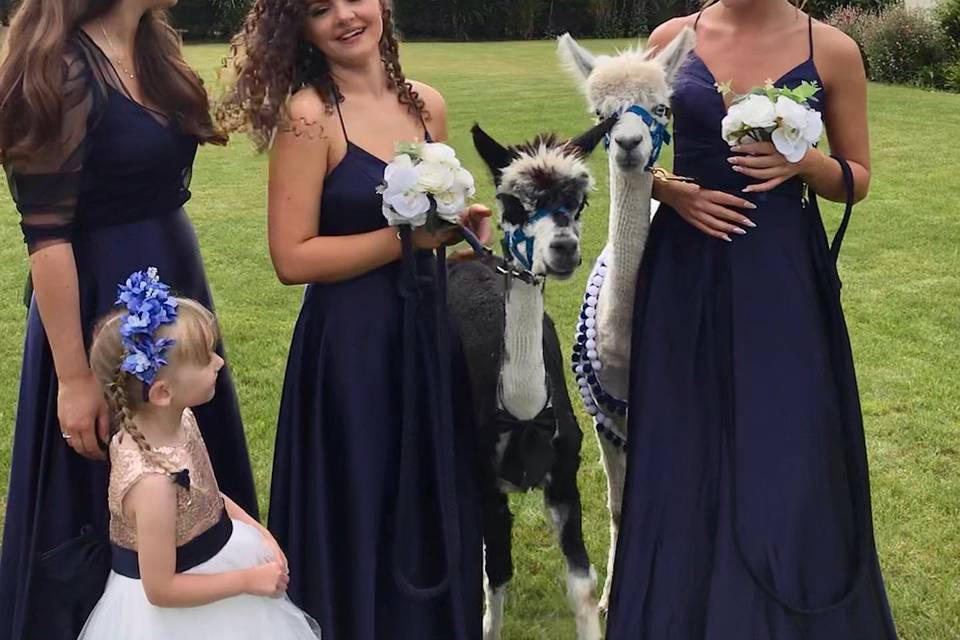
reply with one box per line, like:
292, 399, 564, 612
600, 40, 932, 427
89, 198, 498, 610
557, 27, 697, 612
447, 120, 613, 640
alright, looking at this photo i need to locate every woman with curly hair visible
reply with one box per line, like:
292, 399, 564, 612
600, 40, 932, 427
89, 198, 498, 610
0, 1, 259, 639
219, 1, 488, 638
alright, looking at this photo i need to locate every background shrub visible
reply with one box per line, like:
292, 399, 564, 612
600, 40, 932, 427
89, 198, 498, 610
937, 0, 960, 43
862, 5, 953, 87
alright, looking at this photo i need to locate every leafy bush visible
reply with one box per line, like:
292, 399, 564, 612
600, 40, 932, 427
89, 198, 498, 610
862, 6, 954, 87
171, 0, 251, 40
805, 0, 896, 18
827, 5, 874, 44
944, 59, 960, 92
938, 0, 960, 43
826, 6, 874, 74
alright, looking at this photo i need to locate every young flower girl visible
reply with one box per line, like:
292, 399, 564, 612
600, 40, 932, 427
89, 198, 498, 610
78, 268, 320, 640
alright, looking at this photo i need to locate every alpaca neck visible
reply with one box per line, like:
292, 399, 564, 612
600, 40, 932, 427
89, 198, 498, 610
500, 274, 548, 421
606, 163, 654, 296
595, 161, 653, 400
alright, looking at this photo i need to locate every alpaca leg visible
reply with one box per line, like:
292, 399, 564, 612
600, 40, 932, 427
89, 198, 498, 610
596, 423, 627, 615
483, 489, 513, 640
545, 477, 601, 640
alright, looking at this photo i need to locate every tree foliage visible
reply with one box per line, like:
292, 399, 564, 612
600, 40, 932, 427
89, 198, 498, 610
169, 0, 902, 41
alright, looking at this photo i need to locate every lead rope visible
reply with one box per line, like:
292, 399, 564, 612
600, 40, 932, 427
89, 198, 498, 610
724, 156, 870, 614
393, 228, 461, 601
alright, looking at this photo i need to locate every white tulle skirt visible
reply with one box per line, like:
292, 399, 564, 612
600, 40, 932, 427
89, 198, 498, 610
78, 520, 320, 640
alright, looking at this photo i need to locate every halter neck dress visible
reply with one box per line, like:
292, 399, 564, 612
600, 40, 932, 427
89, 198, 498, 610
0, 31, 258, 640
267, 100, 483, 640
606, 15, 899, 639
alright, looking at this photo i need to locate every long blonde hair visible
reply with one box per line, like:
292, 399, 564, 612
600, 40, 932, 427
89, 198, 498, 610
89, 298, 219, 472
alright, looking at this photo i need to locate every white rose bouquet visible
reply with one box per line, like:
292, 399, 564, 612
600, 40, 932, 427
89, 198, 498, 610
377, 141, 477, 232
719, 80, 823, 163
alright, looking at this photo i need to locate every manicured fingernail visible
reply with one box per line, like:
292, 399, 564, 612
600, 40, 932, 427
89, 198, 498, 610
727, 157, 737, 164
743, 201, 757, 209
742, 187, 753, 193
733, 228, 747, 235
731, 146, 741, 152
722, 234, 732, 242
732, 166, 743, 172
744, 219, 757, 227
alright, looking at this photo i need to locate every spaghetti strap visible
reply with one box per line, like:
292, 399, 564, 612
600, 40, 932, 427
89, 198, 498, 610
334, 100, 349, 143
807, 14, 815, 60
694, 10, 704, 30
416, 109, 432, 143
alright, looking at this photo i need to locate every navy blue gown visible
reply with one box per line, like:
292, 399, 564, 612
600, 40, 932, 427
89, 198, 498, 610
267, 103, 483, 640
606, 17, 899, 639
0, 32, 258, 640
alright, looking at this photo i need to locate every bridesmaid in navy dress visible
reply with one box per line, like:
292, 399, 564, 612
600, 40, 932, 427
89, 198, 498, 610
219, 1, 489, 638
0, 3, 258, 639
607, 2, 898, 638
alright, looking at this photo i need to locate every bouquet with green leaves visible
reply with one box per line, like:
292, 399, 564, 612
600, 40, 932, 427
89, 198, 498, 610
719, 80, 823, 163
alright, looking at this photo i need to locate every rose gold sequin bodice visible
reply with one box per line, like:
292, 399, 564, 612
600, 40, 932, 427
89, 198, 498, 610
108, 408, 224, 550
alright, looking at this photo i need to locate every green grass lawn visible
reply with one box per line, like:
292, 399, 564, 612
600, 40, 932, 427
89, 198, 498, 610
2, 39, 959, 638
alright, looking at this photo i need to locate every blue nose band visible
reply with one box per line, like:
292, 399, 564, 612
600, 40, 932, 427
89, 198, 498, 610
502, 206, 569, 271
603, 105, 672, 171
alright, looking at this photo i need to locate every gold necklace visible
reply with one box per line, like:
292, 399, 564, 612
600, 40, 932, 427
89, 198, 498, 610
98, 19, 136, 81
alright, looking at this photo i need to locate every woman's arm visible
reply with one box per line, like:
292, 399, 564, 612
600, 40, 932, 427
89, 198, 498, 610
13, 49, 112, 459
267, 90, 403, 285
30, 245, 110, 458
131, 476, 286, 607
800, 25, 871, 203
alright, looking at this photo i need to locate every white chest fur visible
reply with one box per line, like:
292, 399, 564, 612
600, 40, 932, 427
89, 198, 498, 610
499, 278, 548, 421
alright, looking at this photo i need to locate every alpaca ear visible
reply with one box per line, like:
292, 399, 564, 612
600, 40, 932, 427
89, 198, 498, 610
557, 33, 596, 83
568, 117, 616, 157
652, 26, 696, 85
471, 124, 512, 184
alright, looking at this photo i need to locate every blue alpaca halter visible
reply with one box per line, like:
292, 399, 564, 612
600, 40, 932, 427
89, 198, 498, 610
502, 207, 562, 272
603, 104, 672, 171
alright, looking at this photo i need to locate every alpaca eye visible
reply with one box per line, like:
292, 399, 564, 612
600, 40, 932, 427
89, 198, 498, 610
654, 105, 671, 118
497, 193, 527, 226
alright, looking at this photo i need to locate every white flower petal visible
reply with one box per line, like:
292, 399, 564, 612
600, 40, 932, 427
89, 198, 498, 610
735, 94, 777, 129
420, 143, 458, 166
771, 127, 808, 163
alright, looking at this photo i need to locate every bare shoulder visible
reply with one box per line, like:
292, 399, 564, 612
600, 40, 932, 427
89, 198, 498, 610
282, 86, 336, 141
812, 19, 865, 75
648, 15, 698, 51
409, 80, 447, 116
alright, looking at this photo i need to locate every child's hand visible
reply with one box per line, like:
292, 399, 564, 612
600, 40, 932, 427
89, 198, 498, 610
243, 561, 289, 598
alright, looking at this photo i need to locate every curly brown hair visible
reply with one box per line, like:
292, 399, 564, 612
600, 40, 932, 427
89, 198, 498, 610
217, 0, 426, 151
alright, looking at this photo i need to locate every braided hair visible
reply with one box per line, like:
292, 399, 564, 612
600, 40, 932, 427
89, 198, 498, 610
90, 299, 219, 472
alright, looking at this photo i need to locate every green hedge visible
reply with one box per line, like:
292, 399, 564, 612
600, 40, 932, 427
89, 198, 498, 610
828, 2, 960, 92
168, 0, 902, 41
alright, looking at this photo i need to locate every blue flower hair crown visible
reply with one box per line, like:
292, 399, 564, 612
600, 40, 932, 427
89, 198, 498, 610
116, 268, 178, 387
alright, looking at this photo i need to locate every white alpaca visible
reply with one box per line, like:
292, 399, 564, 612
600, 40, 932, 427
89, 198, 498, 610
557, 28, 696, 613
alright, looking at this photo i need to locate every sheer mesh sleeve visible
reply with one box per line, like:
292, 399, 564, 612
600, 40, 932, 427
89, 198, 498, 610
4, 42, 105, 253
